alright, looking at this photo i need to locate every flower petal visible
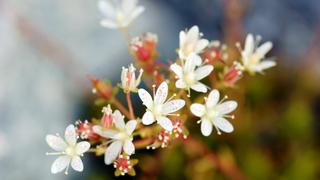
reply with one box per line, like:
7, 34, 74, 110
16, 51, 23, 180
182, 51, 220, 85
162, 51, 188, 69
157, 116, 173, 131
176, 79, 187, 89
243, 34, 254, 57
71, 156, 84, 172
191, 82, 207, 93
179, 31, 186, 50
130, 6, 145, 20
206, 89, 220, 107
185, 54, 199, 72
214, 117, 234, 133
123, 139, 135, 155
187, 25, 199, 43
113, 110, 125, 129
142, 111, 155, 125
201, 119, 212, 136
155, 81, 168, 104
104, 141, 122, 165
138, 88, 153, 109
100, 20, 118, 29
253, 60, 276, 72
65, 124, 77, 145
255, 41, 272, 59
98, 0, 115, 18
122, 0, 137, 13
76, 141, 90, 155
162, 100, 185, 114
170, 63, 183, 78
51, 156, 71, 174
46, 135, 67, 151
125, 120, 137, 135
195, 65, 213, 80
195, 39, 209, 53
216, 101, 237, 114
190, 103, 205, 117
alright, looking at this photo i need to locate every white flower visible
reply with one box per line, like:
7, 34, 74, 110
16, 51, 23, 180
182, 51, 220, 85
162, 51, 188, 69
178, 25, 209, 60
138, 81, 185, 131
46, 125, 90, 174
237, 34, 276, 74
98, 0, 145, 29
93, 110, 137, 165
190, 90, 237, 136
121, 64, 143, 93
170, 53, 213, 94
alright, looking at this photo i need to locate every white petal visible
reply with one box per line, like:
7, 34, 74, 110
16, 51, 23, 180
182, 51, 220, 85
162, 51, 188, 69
162, 100, 185, 114
51, 156, 71, 174
201, 119, 213, 136
255, 41, 272, 59
76, 141, 90, 155
65, 124, 77, 145
98, 0, 115, 18
46, 135, 67, 151
123, 139, 135, 155
190, 103, 205, 117
254, 60, 276, 72
216, 101, 238, 114
155, 82, 168, 104
125, 120, 137, 135
93, 126, 117, 138
157, 116, 173, 131
179, 31, 186, 49
214, 117, 234, 133
243, 34, 254, 56
100, 19, 118, 29
176, 79, 187, 89
187, 25, 199, 43
138, 88, 153, 109
142, 111, 155, 125
191, 82, 207, 93
195, 39, 209, 53
130, 6, 145, 20
206, 89, 220, 107
71, 156, 83, 172
104, 141, 122, 165
195, 65, 213, 80
170, 63, 183, 78
113, 110, 125, 129
122, 0, 137, 13
185, 54, 199, 72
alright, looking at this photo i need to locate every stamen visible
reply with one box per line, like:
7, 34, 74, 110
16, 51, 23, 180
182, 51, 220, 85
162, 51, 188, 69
214, 125, 221, 135
64, 162, 70, 175
235, 42, 242, 52
46, 152, 64, 156
166, 93, 176, 102
152, 84, 156, 97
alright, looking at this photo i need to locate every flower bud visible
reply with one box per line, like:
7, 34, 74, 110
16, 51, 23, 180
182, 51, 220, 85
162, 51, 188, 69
88, 76, 113, 99
130, 33, 158, 62
202, 41, 228, 64
101, 105, 114, 129
223, 62, 243, 86
76, 120, 100, 141
121, 64, 143, 93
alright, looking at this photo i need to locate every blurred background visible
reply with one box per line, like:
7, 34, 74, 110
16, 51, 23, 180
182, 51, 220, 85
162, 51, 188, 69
0, 0, 320, 179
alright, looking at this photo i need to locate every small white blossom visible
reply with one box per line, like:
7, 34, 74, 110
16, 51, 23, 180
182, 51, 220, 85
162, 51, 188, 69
237, 34, 276, 74
190, 90, 237, 136
170, 53, 213, 94
138, 81, 185, 131
178, 25, 209, 60
121, 64, 143, 93
93, 110, 137, 165
98, 0, 145, 29
46, 125, 90, 174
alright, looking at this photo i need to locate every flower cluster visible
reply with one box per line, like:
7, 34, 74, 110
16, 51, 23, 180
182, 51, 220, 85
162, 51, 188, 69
45, 0, 276, 176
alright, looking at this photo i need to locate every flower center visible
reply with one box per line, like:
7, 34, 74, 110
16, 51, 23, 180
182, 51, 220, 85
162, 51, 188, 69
115, 131, 130, 141
205, 108, 219, 120
116, 12, 127, 26
184, 72, 195, 85
152, 104, 163, 117
65, 146, 76, 157
183, 43, 194, 55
